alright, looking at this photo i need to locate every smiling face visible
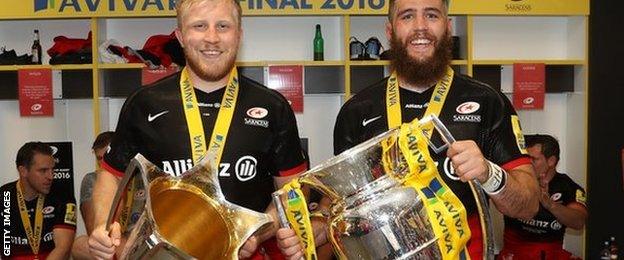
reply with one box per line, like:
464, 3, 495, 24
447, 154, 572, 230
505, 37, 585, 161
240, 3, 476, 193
175, 0, 242, 82
19, 152, 55, 196
386, 0, 452, 87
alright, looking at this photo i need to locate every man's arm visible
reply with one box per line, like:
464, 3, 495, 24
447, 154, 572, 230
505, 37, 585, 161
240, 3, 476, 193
81, 200, 95, 235
540, 192, 587, 230
91, 169, 121, 233
80, 173, 97, 235
46, 228, 75, 260
448, 141, 539, 219
489, 164, 540, 219
87, 169, 122, 260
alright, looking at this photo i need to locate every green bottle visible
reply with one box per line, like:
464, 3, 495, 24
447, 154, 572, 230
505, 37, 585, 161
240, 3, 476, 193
313, 24, 324, 61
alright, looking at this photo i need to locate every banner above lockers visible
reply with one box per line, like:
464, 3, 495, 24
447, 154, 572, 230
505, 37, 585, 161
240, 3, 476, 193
0, 0, 587, 19
450, 0, 588, 16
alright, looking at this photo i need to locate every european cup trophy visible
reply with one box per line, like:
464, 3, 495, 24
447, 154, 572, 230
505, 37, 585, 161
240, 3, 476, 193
273, 115, 495, 260
106, 154, 273, 259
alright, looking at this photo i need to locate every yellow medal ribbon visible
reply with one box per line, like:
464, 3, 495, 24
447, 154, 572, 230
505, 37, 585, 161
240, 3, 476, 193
399, 122, 471, 259
386, 66, 454, 135
16, 180, 44, 257
179, 66, 239, 165
281, 180, 317, 260
384, 67, 471, 259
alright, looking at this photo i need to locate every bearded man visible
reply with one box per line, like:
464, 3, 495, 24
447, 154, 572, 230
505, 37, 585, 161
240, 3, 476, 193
87, 0, 308, 259
277, 0, 539, 259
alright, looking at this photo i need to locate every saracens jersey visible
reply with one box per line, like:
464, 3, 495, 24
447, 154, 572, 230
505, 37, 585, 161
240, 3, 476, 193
103, 70, 307, 212
334, 72, 531, 216
503, 172, 586, 244
1, 181, 77, 259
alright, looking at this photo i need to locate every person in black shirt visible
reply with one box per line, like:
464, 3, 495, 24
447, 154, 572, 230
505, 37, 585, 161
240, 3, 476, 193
277, 0, 539, 259
1, 142, 76, 259
500, 134, 587, 259
87, 0, 307, 259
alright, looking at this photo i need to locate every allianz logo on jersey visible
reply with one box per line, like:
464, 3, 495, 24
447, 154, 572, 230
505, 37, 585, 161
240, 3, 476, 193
34, 0, 175, 12
519, 218, 563, 231
10, 232, 54, 245
404, 103, 428, 109
162, 155, 258, 182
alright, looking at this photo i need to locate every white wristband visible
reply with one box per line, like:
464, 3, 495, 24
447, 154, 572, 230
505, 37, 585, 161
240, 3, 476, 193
481, 160, 507, 195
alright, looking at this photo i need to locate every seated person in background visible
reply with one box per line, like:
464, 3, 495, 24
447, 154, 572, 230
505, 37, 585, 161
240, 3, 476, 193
499, 134, 588, 260
1, 142, 76, 259
71, 131, 114, 260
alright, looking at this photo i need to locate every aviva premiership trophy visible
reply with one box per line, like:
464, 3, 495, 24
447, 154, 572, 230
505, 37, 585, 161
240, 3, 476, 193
273, 115, 495, 260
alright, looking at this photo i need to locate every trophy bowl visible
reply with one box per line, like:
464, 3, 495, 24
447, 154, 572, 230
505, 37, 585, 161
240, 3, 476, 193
274, 126, 441, 259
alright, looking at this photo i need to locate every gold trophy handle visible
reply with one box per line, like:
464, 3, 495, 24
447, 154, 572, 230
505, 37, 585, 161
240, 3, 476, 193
106, 157, 142, 231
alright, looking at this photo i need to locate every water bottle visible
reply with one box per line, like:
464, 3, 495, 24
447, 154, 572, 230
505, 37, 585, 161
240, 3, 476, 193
313, 24, 324, 61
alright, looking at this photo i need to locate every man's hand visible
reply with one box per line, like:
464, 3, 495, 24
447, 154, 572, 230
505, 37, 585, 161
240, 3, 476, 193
447, 140, 489, 183
539, 189, 554, 210
276, 228, 304, 260
538, 176, 554, 209
238, 235, 259, 259
88, 222, 121, 260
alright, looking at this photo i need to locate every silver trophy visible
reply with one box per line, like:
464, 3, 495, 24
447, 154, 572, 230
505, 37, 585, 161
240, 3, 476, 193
273, 115, 494, 259
106, 154, 273, 259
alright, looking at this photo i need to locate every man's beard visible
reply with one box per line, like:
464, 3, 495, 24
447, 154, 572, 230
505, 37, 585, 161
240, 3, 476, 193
389, 30, 453, 87
184, 48, 237, 82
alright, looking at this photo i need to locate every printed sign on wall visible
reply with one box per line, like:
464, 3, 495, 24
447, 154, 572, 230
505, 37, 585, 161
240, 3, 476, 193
267, 65, 304, 113
513, 63, 545, 110
18, 68, 54, 116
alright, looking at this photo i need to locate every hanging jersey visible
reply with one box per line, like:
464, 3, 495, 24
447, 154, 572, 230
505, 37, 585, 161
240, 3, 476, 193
103, 71, 307, 212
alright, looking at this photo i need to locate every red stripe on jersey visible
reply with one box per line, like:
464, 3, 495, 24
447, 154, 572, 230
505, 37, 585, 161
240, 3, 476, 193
500, 227, 566, 259
501, 156, 532, 172
467, 213, 483, 260
279, 162, 308, 177
53, 224, 77, 230
10, 252, 50, 259
101, 160, 125, 178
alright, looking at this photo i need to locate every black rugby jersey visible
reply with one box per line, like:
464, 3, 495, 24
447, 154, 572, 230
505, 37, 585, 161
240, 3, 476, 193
103, 70, 307, 212
1, 181, 77, 259
503, 173, 586, 243
334, 72, 530, 214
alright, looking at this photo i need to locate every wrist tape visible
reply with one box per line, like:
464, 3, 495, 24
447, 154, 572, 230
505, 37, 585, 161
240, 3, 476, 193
481, 160, 507, 195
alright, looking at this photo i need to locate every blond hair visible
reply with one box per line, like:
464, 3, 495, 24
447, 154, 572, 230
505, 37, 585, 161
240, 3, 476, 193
175, 0, 242, 30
